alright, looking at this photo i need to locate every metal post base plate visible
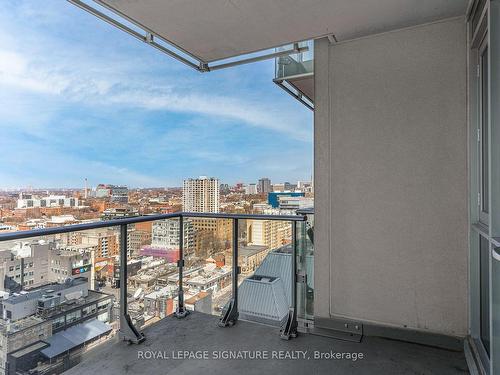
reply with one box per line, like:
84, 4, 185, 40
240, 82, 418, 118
174, 307, 190, 319
280, 308, 298, 340
218, 298, 239, 327
119, 314, 146, 344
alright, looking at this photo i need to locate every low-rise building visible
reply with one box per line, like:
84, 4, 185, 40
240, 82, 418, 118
16, 195, 78, 209
225, 245, 269, 274
0, 316, 52, 375
2, 278, 89, 322
0, 241, 50, 292
48, 247, 92, 284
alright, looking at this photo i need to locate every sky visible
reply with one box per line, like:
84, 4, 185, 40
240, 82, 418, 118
0, 1, 312, 189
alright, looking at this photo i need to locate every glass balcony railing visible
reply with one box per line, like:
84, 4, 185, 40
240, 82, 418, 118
274, 40, 314, 110
275, 40, 314, 80
296, 209, 314, 324
0, 211, 311, 374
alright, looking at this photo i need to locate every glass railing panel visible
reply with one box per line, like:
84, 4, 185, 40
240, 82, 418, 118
0, 212, 309, 374
297, 212, 314, 321
237, 218, 293, 328
181, 217, 233, 317
0, 226, 119, 374
125, 218, 178, 330
275, 40, 314, 80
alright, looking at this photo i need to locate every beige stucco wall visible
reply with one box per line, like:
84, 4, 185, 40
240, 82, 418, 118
314, 17, 468, 336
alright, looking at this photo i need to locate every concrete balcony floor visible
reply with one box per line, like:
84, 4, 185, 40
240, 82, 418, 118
65, 312, 469, 375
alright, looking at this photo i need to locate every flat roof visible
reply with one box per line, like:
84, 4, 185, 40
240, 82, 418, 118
4, 278, 88, 305
10, 341, 49, 358
0, 316, 47, 335
41, 319, 112, 359
239, 245, 268, 257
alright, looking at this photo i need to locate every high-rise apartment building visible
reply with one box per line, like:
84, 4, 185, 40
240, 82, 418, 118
257, 178, 272, 194
182, 177, 219, 213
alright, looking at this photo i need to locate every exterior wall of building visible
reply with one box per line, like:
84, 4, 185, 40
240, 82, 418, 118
127, 228, 152, 258
314, 18, 468, 336
151, 219, 194, 250
0, 243, 50, 292
48, 249, 91, 283
246, 220, 291, 250
17, 196, 77, 209
267, 192, 304, 208
0, 319, 52, 375
245, 184, 258, 195
77, 230, 119, 258
277, 196, 314, 210
110, 186, 129, 203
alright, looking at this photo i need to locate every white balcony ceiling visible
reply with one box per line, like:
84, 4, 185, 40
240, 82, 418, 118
97, 0, 468, 63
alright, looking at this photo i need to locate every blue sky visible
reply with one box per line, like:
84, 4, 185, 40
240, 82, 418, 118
0, 1, 312, 189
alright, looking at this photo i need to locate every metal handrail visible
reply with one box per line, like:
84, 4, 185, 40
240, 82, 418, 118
0, 212, 306, 242
0, 211, 307, 343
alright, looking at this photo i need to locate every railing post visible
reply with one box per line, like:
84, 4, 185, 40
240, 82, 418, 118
175, 215, 189, 318
119, 224, 145, 343
280, 220, 298, 339
219, 218, 239, 327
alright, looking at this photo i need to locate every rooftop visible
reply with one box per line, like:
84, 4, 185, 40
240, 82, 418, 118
4, 277, 89, 305
0, 315, 47, 335
238, 245, 268, 257
40, 290, 112, 317
65, 312, 468, 375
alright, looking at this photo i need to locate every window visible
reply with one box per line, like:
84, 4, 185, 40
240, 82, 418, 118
66, 310, 81, 323
97, 312, 109, 322
97, 300, 109, 311
82, 304, 97, 316
480, 235, 490, 356
479, 43, 489, 221
52, 316, 65, 330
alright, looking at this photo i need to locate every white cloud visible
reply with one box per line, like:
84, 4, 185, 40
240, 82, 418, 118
0, 43, 311, 141
0, 1, 312, 188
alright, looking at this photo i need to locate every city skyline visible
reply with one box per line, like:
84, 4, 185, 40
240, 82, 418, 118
0, 1, 313, 189
0, 176, 311, 191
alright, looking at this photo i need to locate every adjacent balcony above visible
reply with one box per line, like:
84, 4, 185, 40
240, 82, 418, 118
274, 41, 314, 110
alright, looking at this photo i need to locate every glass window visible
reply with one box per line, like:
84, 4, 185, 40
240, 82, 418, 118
82, 304, 97, 316
52, 316, 65, 330
97, 312, 109, 322
97, 300, 109, 311
480, 235, 490, 356
481, 46, 489, 216
66, 310, 82, 323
